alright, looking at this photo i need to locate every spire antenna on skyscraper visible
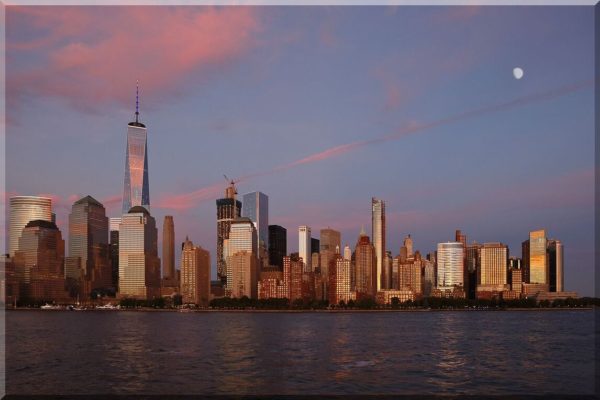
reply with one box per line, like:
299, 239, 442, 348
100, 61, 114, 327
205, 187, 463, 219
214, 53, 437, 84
135, 80, 140, 123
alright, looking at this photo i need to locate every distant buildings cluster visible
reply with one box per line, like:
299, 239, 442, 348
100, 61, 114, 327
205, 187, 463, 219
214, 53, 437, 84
2, 88, 577, 307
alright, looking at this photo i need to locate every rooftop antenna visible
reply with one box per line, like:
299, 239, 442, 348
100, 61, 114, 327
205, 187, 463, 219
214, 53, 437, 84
135, 80, 140, 123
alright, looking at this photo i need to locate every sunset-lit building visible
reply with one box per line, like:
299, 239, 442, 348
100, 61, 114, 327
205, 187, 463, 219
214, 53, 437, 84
298, 225, 312, 272
436, 242, 464, 290
371, 198, 386, 291
329, 256, 354, 305
180, 237, 210, 306
523, 229, 548, 285
258, 269, 285, 299
9, 196, 52, 258
398, 261, 422, 296
228, 250, 257, 299
13, 220, 68, 302
225, 218, 258, 297
118, 206, 161, 300
354, 228, 376, 298
376, 289, 414, 304
547, 239, 564, 292
66, 195, 111, 298
122, 84, 150, 214
216, 181, 242, 284
283, 255, 304, 301
477, 242, 508, 287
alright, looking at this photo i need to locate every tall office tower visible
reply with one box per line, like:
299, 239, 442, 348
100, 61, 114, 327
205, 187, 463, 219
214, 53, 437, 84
109, 217, 121, 287
242, 191, 269, 254
436, 242, 464, 289
13, 220, 66, 301
477, 242, 508, 288
354, 229, 376, 297
118, 206, 161, 300
8, 196, 52, 257
547, 239, 564, 292
466, 242, 481, 299
329, 256, 353, 305
67, 196, 111, 293
320, 228, 341, 280
268, 225, 287, 269
180, 237, 210, 306
403, 235, 413, 258
521, 239, 530, 283
216, 181, 242, 284
122, 83, 150, 214
343, 245, 352, 261
226, 218, 258, 294
311, 238, 320, 254
455, 230, 468, 294
527, 229, 548, 285
298, 226, 312, 272
162, 216, 175, 282
371, 198, 386, 291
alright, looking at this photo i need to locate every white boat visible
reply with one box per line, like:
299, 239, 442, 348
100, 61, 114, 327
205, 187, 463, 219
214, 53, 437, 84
40, 303, 63, 310
96, 303, 119, 310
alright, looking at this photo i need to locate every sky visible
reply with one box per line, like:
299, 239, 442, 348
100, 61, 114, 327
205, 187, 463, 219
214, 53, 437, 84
4, 6, 595, 295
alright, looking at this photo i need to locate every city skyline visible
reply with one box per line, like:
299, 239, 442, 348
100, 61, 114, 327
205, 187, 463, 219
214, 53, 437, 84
4, 6, 594, 296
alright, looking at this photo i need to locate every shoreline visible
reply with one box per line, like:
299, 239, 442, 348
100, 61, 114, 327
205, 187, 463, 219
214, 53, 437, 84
6, 307, 594, 313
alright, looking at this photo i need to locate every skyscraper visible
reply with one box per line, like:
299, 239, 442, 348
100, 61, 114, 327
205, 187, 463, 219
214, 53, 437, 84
298, 226, 311, 272
547, 239, 564, 292
162, 216, 175, 282
216, 181, 242, 284
8, 196, 52, 257
242, 191, 268, 254
118, 206, 161, 300
268, 225, 287, 269
371, 198, 386, 291
436, 242, 464, 289
13, 220, 67, 301
403, 234, 413, 258
477, 242, 508, 287
122, 82, 150, 214
225, 217, 258, 295
528, 229, 548, 285
319, 228, 341, 280
180, 237, 210, 306
109, 218, 121, 287
67, 196, 111, 294
354, 228, 376, 297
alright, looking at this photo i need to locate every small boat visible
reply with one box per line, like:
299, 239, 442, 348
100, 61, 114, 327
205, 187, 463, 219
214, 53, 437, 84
96, 303, 119, 310
40, 303, 63, 310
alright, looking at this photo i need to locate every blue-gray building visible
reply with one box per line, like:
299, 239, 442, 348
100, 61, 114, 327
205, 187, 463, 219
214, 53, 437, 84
242, 191, 268, 254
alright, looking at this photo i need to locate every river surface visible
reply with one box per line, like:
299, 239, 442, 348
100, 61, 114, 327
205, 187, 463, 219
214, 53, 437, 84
6, 310, 597, 396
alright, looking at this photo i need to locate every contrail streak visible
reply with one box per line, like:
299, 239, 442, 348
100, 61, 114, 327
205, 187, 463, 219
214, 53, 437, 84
158, 79, 593, 210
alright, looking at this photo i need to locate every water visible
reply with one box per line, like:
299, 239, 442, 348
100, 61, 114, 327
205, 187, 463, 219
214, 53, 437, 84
6, 310, 597, 396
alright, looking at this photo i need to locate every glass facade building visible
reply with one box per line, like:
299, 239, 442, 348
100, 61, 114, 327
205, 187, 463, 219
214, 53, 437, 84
436, 242, 464, 289
241, 191, 269, 255
122, 118, 150, 214
225, 218, 257, 293
8, 196, 52, 257
67, 196, 111, 290
547, 239, 564, 292
298, 226, 311, 272
529, 229, 548, 284
371, 198, 386, 291
118, 206, 160, 300
268, 225, 287, 269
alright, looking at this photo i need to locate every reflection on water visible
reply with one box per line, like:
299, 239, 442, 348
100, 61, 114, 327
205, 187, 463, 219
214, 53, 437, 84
6, 310, 596, 395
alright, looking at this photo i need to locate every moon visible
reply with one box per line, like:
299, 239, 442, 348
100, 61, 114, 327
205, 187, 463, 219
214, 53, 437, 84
513, 67, 524, 80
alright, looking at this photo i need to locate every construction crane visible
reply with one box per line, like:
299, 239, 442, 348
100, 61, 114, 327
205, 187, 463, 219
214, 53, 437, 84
223, 174, 239, 197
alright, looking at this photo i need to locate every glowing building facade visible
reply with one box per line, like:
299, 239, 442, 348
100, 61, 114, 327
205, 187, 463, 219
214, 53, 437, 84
371, 198, 386, 291
8, 196, 52, 257
436, 242, 464, 289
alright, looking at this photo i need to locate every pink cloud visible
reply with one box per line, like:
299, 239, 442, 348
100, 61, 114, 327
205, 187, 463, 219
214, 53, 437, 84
8, 6, 262, 113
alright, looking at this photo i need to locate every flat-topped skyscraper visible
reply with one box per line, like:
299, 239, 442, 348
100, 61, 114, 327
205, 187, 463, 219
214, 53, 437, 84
122, 82, 150, 214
